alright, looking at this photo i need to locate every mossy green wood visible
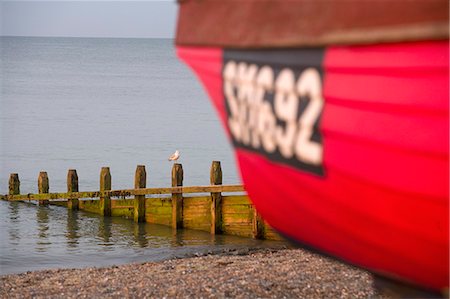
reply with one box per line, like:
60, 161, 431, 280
171, 164, 183, 229
49, 201, 68, 207
67, 169, 79, 210
2, 161, 284, 240
4, 185, 244, 201
222, 224, 254, 238
146, 198, 172, 226
222, 195, 251, 205
80, 199, 101, 214
38, 171, 49, 206
112, 199, 134, 218
99, 167, 111, 216
111, 207, 134, 218
112, 198, 134, 208
221, 195, 254, 237
134, 165, 146, 223
183, 196, 211, 232
264, 221, 284, 241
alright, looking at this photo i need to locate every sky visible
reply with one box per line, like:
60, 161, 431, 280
0, 1, 178, 38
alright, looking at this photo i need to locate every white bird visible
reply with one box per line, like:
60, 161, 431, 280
168, 150, 180, 162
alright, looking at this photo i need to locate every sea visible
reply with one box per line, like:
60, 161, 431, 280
0, 37, 279, 275
0, 36, 240, 193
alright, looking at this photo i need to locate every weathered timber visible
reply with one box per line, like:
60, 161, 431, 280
210, 161, 222, 235
3, 185, 245, 201
80, 199, 101, 214
134, 165, 146, 223
2, 161, 284, 241
100, 167, 112, 216
67, 169, 79, 210
264, 221, 284, 241
222, 195, 254, 238
222, 224, 254, 238
111, 198, 134, 218
9, 174, 20, 196
38, 172, 49, 206
146, 198, 172, 226
253, 208, 265, 239
183, 196, 211, 232
171, 163, 183, 229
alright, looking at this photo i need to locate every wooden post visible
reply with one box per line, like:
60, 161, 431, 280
67, 169, 79, 210
9, 173, 20, 196
134, 165, 146, 222
100, 167, 111, 216
171, 163, 183, 229
210, 161, 222, 234
38, 171, 49, 206
252, 207, 265, 239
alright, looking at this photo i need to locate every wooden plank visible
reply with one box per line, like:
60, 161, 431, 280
222, 191, 254, 238
223, 224, 253, 229
3, 185, 245, 201
222, 225, 253, 238
183, 196, 210, 204
223, 216, 253, 223
112, 198, 134, 208
222, 205, 253, 213
49, 201, 67, 207
112, 207, 134, 218
146, 198, 172, 216
146, 206, 172, 214
183, 223, 210, 232
145, 213, 172, 226
222, 195, 251, 205
184, 204, 210, 211
80, 199, 101, 214
183, 206, 211, 216
146, 198, 172, 207
183, 195, 211, 231
183, 203, 210, 209
264, 223, 284, 241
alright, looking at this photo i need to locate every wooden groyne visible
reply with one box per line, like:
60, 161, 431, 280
2, 161, 282, 240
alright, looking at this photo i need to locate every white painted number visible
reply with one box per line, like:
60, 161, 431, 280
224, 61, 324, 166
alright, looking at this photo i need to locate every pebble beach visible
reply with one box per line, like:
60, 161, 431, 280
1, 248, 390, 298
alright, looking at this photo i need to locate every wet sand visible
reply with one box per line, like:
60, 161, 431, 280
1, 248, 389, 298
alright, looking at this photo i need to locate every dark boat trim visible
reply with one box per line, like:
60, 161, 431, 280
176, 0, 449, 48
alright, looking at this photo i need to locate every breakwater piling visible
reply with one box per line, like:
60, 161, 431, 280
2, 161, 282, 240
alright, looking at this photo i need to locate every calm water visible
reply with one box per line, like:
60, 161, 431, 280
0, 37, 273, 275
0, 200, 284, 275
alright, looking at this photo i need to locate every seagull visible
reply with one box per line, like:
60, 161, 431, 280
168, 150, 180, 162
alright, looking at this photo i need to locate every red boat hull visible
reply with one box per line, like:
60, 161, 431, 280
177, 41, 449, 291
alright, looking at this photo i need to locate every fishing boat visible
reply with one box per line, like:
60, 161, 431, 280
175, 0, 449, 295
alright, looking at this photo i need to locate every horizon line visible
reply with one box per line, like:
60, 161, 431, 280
0, 34, 175, 39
